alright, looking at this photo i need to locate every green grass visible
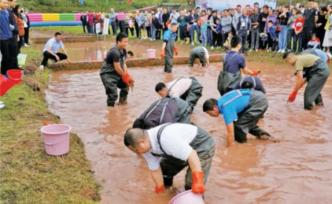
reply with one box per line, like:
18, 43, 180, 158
0, 47, 100, 203
18, 0, 188, 13
32, 26, 85, 36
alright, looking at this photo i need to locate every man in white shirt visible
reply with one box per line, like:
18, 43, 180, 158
124, 123, 215, 194
189, 46, 209, 67
155, 77, 203, 113
40, 32, 69, 69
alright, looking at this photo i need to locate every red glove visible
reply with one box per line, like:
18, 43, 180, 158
155, 185, 165, 194
251, 69, 261, 76
160, 49, 165, 58
121, 72, 134, 87
287, 90, 298, 103
191, 171, 205, 194
174, 47, 178, 56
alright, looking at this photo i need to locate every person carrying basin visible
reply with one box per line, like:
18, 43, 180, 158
203, 81, 273, 147
132, 96, 191, 129
217, 36, 260, 96
100, 33, 134, 107
283, 51, 330, 110
155, 77, 203, 113
124, 123, 215, 195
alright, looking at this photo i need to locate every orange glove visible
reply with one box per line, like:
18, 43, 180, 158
287, 90, 298, 103
174, 47, 178, 56
155, 185, 165, 194
121, 72, 134, 87
191, 171, 205, 194
251, 69, 261, 76
160, 49, 165, 58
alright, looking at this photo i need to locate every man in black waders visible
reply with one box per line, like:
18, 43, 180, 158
124, 123, 215, 194
155, 77, 203, 113
217, 36, 260, 96
161, 22, 178, 73
283, 52, 330, 110
100, 33, 134, 107
203, 81, 273, 147
189, 46, 210, 67
132, 97, 191, 129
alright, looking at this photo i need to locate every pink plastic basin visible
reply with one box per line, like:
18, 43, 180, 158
169, 190, 204, 204
147, 49, 156, 59
41, 124, 71, 156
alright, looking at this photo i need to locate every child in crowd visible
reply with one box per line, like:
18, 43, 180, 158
293, 10, 304, 53
308, 34, 321, 49
267, 20, 278, 51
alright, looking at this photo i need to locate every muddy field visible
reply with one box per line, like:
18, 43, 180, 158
45, 61, 332, 204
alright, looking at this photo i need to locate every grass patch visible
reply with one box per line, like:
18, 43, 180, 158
32, 26, 84, 36
0, 47, 100, 203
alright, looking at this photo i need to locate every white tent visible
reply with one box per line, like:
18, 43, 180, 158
195, 0, 277, 10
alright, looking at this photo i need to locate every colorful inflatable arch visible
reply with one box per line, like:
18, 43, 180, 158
28, 13, 83, 27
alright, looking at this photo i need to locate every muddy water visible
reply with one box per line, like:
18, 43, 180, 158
36, 38, 219, 62
46, 62, 332, 204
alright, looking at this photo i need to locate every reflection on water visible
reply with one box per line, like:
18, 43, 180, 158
46, 63, 332, 204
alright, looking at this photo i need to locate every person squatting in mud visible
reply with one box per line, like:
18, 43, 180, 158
283, 51, 330, 110
203, 80, 272, 147
100, 33, 134, 107
155, 77, 203, 113
124, 123, 215, 195
217, 36, 261, 96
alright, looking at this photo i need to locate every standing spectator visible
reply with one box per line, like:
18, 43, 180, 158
162, 8, 170, 31
150, 11, 156, 40
7, 0, 18, 69
200, 10, 208, 47
102, 14, 110, 38
0, 0, 14, 75
145, 11, 152, 39
267, 20, 278, 51
232, 4, 242, 35
80, 12, 88, 33
21, 8, 29, 46
323, 6, 332, 54
128, 14, 135, 37
178, 10, 188, 43
13, 5, 24, 52
134, 11, 140, 38
221, 9, 232, 47
258, 5, 269, 49
109, 8, 117, 35
287, 8, 297, 51
293, 10, 305, 53
237, 8, 251, 53
155, 8, 163, 40
316, 7, 328, 48
215, 18, 222, 47
87, 11, 94, 34
302, 0, 318, 49
277, 6, 289, 53
250, 7, 260, 51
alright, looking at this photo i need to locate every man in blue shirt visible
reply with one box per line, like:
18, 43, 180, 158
161, 22, 178, 73
203, 83, 271, 147
0, 0, 13, 75
217, 36, 260, 96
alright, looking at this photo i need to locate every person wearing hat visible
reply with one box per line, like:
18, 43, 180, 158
203, 81, 272, 147
283, 51, 330, 110
161, 22, 178, 73
189, 46, 209, 67
155, 77, 203, 113
124, 123, 215, 194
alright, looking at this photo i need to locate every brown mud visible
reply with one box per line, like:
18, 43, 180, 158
46, 62, 332, 204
